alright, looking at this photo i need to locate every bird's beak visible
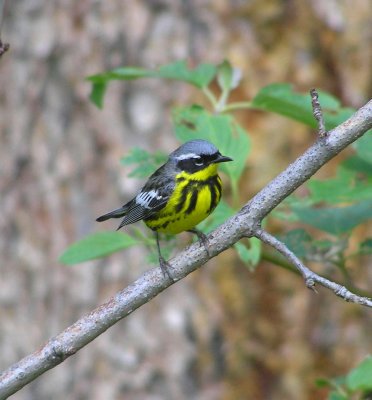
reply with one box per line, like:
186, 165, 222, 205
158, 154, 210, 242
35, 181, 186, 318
214, 154, 233, 163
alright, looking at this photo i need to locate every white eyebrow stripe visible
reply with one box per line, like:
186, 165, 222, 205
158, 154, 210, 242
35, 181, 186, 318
174, 153, 201, 160
136, 190, 163, 208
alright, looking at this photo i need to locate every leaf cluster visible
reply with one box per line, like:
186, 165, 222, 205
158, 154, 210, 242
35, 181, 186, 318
316, 355, 372, 400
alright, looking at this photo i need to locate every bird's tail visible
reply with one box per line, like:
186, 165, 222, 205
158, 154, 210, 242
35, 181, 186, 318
96, 206, 128, 222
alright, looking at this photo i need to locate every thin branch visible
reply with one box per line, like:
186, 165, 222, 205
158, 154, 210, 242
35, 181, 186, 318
0, 98, 371, 398
0, 0, 9, 57
310, 88, 327, 137
254, 228, 372, 306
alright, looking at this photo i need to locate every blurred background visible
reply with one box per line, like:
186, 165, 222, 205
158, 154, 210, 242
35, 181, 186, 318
0, 1, 371, 399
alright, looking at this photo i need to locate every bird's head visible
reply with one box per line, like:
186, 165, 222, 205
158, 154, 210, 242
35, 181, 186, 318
170, 140, 233, 173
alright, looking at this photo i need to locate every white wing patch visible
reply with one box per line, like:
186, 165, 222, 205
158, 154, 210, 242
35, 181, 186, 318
136, 190, 163, 209
174, 153, 201, 161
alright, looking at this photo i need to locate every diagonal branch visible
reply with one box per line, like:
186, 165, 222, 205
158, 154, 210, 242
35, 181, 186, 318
254, 228, 372, 307
0, 98, 371, 399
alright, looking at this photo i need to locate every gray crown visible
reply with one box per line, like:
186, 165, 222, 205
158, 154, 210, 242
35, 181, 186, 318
170, 140, 218, 160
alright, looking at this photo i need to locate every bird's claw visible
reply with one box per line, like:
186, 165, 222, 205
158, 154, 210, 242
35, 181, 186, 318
159, 256, 175, 282
188, 229, 211, 257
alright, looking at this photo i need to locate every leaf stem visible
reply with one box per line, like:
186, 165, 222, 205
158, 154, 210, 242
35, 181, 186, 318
202, 86, 218, 109
215, 89, 230, 113
222, 101, 253, 112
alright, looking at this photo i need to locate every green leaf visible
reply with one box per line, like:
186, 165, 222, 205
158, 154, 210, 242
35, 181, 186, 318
359, 238, 372, 255
198, 200, 235, 233
342, 155, 372, 176
328, 392, 348, 400
217, 60, 241, 93
315, 378, 332, 388
121, 147, 167, 178
87, 67, 151, 108
172, 106, 250, 187
251, 83, 354, 130
87, 61, 217, 107
316, 376, 349, 400
89, 82, 107, 109
293, 201, 372, 235
346, 356, 372, 391
156, 61, 216, 88
87, 66, 151, 83
234, 238, 262, 271
315, 378, 333, 388
313, 239, 336, 253
59, 232, 139, 265
221, 122, 250, 190
308, 166, 372, 204
279, 229, 314, 258
353, 132, 372, 165
272, 196, 315, 222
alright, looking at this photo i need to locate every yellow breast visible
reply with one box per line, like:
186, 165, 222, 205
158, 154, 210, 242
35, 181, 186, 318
145, 164, 222, 234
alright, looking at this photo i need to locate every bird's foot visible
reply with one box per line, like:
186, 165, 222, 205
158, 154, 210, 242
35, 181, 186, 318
188, 229, 211, 257
159, 256, 175, 282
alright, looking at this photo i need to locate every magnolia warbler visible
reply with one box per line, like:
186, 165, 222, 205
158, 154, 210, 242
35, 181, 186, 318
96, 139, 233, 279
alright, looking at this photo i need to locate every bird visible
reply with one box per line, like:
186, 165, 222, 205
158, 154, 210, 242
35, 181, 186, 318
96, 139, 233, 280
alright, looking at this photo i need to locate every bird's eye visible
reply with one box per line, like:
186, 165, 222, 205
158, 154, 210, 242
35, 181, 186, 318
194, 159, 203, 166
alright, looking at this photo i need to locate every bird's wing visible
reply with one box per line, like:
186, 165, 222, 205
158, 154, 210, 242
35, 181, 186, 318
116, 189, 170, 229
117, 166, 175, 229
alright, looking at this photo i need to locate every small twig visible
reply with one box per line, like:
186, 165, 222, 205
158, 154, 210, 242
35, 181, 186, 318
254, 228, 317, 290
0, 0, 9, 58
0, 39, 9, 56
310, 88, 327, 137
254, 228, 372, 307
